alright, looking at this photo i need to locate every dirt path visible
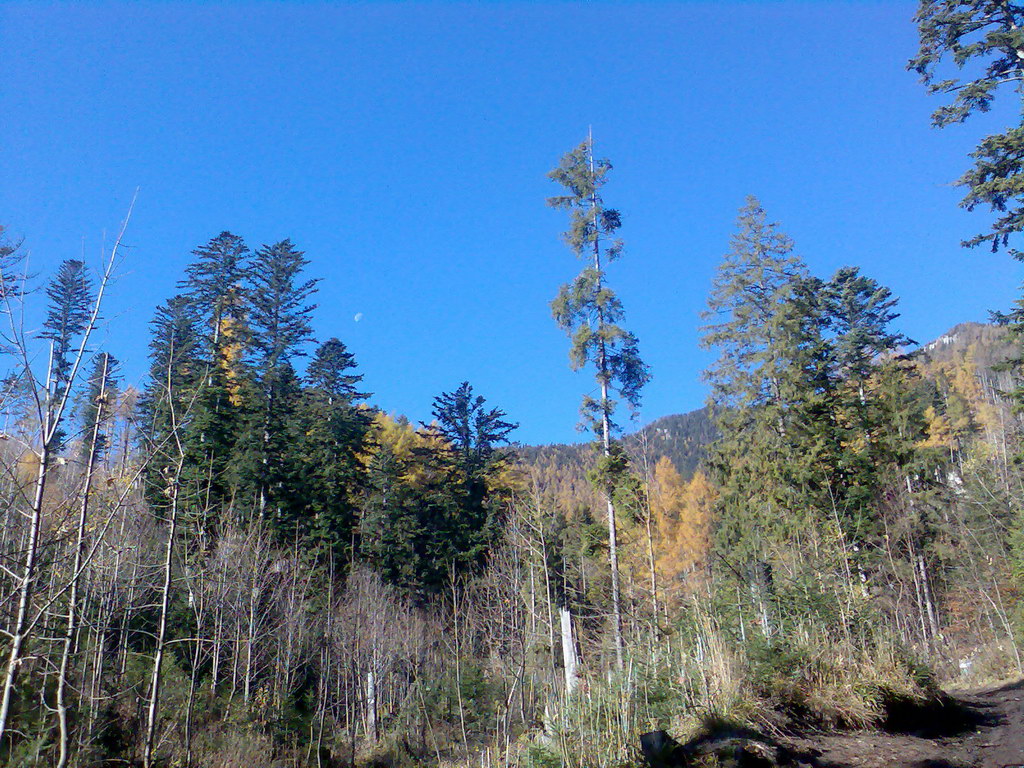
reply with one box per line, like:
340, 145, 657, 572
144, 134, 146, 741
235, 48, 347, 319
783, 680, 1024, 768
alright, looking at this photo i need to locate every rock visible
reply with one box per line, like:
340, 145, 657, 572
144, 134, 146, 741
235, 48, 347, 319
640, 730, 686, 767
640, 728, 782, 768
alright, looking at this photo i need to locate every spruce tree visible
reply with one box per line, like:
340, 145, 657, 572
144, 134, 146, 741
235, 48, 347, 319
176, 233, 251, 527
180, 231, 249, 350
700, 198, 823, 634
41, 259, 94, 448
910, 0, 1024, 257
246, 239, 318, 371
140, 296, 203, 510
428, 381, 518, 566
429, 381, 517, 476
359, 444, 429, 594
821, 267, 915, 551
292, 338, 372, 558
235, 239, 318, 527
306, 337, 367, 403
548, 135, 650, 669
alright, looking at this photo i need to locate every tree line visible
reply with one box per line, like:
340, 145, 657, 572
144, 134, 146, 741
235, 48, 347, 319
0, 3, 1024, 762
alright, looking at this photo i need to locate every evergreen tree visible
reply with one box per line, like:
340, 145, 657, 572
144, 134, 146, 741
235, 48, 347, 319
139, 296, 203, 509
700, 197, 811, 537
548, 135, 650, 669
175, 233, 252, 527
180, 231, 249, 350
428, 381, 518, 564
359, 443, 431, 594
910, 0, 1024, 257
235, 239, 319, 526
291, 338, 373, 557
429, 381, 517, 476
78, 352, 119, 462
0, 226, 24, 304
41, 260, 94, 447
306, 337, 368, 403
701, 199, 835, 635
821, 268, 916, 550
246, 239, 318, 371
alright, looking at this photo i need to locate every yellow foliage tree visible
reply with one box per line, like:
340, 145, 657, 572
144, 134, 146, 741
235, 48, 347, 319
650, 457, 715, 601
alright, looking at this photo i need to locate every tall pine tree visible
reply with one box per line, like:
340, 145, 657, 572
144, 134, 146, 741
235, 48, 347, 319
235, 239, 319, 527
548, 135, 649, 669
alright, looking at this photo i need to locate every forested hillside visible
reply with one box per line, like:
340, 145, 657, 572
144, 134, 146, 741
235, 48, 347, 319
518, 321, 1012, 518
2, 155, 1023, 768
4, 3, 1024, 767
515, 407, 716, 516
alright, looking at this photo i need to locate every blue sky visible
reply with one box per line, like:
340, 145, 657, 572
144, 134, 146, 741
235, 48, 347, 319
2, 1, 1020, 445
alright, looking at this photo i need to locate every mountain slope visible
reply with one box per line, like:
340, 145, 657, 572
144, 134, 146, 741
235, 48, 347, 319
517, 321, 1015, 507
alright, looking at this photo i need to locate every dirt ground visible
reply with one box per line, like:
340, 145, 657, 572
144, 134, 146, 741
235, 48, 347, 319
782, 680, 1024, 768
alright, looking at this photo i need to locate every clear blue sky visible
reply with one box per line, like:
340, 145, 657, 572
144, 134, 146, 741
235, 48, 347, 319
2, 1, 1020, 445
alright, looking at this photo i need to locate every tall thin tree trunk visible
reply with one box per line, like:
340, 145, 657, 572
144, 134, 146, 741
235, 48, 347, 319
0, 353, 55, 744
918, 553, 940, 645
144, 457, 182, 768
56, 353, 110, 768
559, 606, 579, 695
588, 132, 625, 673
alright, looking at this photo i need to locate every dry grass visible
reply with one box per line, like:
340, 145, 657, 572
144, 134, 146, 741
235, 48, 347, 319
189, 726, 277, 768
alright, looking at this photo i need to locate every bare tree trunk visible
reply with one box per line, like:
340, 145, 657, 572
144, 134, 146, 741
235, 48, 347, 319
144, 457, 182, 768
244, 575, 258, 706
0, 348, 55, 744
559, 606, 579, 696
0, 195, 133, 747
0, 436, 51, 744
451, 577, 468, 750
918, 553, 941, 646
56, 352, 111, 768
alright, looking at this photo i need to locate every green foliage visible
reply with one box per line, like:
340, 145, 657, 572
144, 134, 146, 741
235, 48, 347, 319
359, 384, 516, 597
429, 380, 517, 476
910, 0, 1024, 256
77, 351, 119, 463
701, 198, 947, 651
419, 663, 498, 737
41, 258, 93, 390
526, 742, 564, 768
246, 239, 319, 370
307, 336, 369, 403
548, 137, 649, 437
41, 258, 95, 448
180, 230, 249, 345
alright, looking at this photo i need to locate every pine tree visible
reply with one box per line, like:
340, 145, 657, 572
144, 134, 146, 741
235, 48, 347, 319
548, 135, 650, 669
246, 239, 318, 371
429, 381, 517, 476
41, 259, 95, 448
306, 337, 368, 403
701, 198, 831, 636
821, 268, 915, 552
910, 0, 1024, 257
0, 226, 24, 305
235, 239, 319, 526
173, 233, 252, 528
140, 296, 203, 510
359, 443, 430, 594
181, 232, 249, 345
291, 338, 373, 557
700, 197, 811, 544
427, 381, 518, 567
78, 352, 120, 462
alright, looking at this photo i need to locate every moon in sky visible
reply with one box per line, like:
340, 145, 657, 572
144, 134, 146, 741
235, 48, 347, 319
354, 312, 363, 322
